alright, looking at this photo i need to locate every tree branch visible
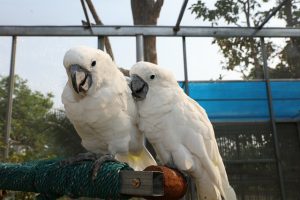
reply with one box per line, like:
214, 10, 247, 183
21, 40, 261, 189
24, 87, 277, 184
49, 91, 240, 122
85, 0, 114, 60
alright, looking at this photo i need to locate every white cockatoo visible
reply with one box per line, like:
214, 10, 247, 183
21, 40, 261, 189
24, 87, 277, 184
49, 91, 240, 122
129, 61, 236, 200
61, 46, 156, 171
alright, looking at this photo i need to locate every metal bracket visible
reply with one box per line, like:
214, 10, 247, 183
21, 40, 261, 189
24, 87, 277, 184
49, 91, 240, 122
120, 170, 164, 197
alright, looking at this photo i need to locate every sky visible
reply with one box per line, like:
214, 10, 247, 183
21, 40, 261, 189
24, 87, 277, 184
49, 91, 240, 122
0, 0, 286, 108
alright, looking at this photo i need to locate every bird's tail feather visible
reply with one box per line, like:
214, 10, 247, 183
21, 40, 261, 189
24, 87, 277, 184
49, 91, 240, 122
223, 184, 237, 200
193, 172, 236, 200
195, 176, 223, 200
116, 147, 157, 171
219, 161, 237, 200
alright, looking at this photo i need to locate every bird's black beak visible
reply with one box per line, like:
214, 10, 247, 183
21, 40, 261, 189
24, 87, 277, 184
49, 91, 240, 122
130, 74, 148, 101
70, 64, 92, 94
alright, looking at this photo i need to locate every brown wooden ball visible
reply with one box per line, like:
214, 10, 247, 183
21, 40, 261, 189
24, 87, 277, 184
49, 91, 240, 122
144, 165, 187, 200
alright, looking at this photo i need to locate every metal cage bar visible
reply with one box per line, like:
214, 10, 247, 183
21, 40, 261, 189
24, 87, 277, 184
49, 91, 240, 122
1, 26, 300, 37
136, 34, 144, 62
174, 0, 189, 32
98, 36, 104, 50
260, 37, 286, 200
182, 36, 189, 95
297, 122, 300, 149
4, 36, 17, 159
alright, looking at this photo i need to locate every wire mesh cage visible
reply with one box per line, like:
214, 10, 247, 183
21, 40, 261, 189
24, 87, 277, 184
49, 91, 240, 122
215, 122, 300, 200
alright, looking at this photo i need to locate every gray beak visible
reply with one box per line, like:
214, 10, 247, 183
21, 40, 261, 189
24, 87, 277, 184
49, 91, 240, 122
130, 74, 148, 101
70, 64, 92, 94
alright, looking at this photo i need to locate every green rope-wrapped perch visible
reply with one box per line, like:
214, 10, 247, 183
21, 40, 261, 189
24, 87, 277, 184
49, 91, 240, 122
0, 158, 133, 200
0, 158, 188, 200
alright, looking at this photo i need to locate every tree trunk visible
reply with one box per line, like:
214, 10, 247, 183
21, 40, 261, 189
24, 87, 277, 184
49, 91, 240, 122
283, 0, 293, 27
246, 1, 263, 79
283, 0, 300, 78
131, 0, 164, 64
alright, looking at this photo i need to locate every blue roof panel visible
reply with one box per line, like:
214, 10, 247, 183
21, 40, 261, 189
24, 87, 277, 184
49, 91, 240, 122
179, 81, 300, 122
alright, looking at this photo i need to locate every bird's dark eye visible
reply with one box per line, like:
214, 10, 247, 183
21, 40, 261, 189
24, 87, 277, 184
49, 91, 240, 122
150, 75, 155, 80
91, 60, 96, 67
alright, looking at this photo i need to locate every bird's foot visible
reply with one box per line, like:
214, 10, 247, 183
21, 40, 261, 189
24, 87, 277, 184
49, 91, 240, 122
60, 152, 99, 166
92, 154, 118, 180
184, 174, 197, 200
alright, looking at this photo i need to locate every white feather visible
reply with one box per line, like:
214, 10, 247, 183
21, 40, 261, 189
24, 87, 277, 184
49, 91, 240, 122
130, 61, 236, 200
62, 46, 156, 171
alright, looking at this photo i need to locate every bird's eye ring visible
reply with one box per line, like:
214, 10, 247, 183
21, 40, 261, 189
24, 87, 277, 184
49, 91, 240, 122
91, 60, 96, 67
150, 75, 155, 80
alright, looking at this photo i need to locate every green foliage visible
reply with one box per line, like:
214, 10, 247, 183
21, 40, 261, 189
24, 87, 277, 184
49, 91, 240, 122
191, 0, 239, 25
0, 75, 53, 161
191, 0, 300, 79
0, 75, 84, 162
44, 109, 86, 157
0, 75, 85, 199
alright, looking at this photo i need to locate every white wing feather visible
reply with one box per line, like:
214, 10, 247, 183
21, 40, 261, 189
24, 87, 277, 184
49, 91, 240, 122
132, 61, 236, 199
62, 47, 156, 171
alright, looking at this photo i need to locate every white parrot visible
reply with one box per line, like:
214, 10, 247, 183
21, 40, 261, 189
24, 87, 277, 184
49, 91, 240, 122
61, 46, 156, 171
129, 61, 236, 200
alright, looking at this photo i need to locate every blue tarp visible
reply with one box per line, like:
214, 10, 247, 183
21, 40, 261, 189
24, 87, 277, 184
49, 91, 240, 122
179, 81, 300, 122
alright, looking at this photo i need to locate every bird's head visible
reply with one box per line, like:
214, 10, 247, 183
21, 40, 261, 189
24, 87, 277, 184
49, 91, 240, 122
63, 46, 114, 96
129, 61, 178, 101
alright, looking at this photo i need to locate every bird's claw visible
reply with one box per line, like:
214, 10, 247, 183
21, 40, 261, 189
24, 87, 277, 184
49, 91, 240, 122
60, 152, 99, 166
91, 154, 117, 180
182, 175, 197, 200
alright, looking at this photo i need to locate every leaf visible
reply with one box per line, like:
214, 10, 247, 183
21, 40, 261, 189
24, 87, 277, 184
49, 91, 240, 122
190, 0, 300, 79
